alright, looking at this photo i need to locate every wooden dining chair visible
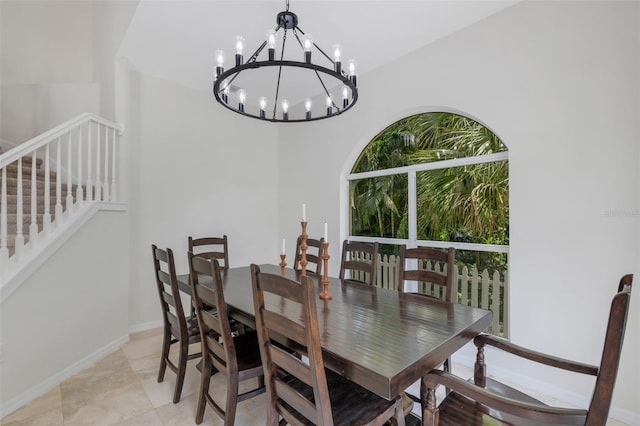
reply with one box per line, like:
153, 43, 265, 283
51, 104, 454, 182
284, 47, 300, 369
421, 274, 634, 426
250, 264, 406, 426
397, 245, 455, 300
189, 253, 265, 425
151, 244, 202, 403
339, 240, 379, 286
188, 235, 229, 270
397, 245, 455, 410
293, 236, 325, 275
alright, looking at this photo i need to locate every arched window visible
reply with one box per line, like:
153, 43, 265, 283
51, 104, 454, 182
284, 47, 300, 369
346, 112, 509, 336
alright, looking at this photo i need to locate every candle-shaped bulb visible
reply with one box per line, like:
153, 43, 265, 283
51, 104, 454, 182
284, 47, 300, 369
303, 34, 313, 52
304, 98, 312, 120
266, 29, 276, 61
332, 44, 341, 61
303, 34, 313, 63
266, 30, 277, 49
214, 50, 225, 79
348, 59, 357, 86
348, 59, 357, 75
234, 36, 245, 66
234, 36, 245, 54
259, 96, 267, 118
281, 99, 289, 113
332, 43, 342, 73
238, 89, 246, 112
326, 96, 333, 108
215, 50, 225, 66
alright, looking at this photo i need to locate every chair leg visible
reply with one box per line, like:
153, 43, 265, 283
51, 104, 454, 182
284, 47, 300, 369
394, 397, 406, 426
225, 374, 240, 426
173, 338, 189, 403
195, 359, 211, 424
157, 329, 171, 382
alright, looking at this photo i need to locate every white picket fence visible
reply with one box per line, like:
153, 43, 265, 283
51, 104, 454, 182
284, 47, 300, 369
354, 253, 508, 337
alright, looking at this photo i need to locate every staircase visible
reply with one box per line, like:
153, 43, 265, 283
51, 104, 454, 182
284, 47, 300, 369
0, 152, 90, 256
0, 113, 124, 296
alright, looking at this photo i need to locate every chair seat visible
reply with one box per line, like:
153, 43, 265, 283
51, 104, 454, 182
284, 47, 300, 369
284, 369, 398, 426
435, 379, 554, 426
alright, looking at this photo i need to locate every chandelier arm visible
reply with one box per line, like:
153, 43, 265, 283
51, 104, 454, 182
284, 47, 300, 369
313, 70, 341, 111
295, 26, 341, 76
247, 40, 268, 63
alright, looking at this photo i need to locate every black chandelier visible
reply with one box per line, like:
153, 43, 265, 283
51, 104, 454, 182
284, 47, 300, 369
212, 0, 358, 123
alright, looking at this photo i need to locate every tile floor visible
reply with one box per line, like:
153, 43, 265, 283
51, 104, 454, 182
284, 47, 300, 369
1, 327, 630, 425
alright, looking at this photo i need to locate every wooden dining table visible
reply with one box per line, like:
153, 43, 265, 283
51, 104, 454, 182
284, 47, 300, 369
177, 264, 492, 404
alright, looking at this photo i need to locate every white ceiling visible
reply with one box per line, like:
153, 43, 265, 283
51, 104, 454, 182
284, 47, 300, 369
118, 0, 518, 111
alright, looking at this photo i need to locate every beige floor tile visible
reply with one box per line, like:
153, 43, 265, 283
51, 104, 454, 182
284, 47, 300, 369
155, 392, 222, 426
121, 330, 164, 361
0, 387, 62, 425
110, 409, 163, 426
60, 350, 140, 410
0, 407, 63, 426
61, 381, 153, 426
139, 359, 202, 408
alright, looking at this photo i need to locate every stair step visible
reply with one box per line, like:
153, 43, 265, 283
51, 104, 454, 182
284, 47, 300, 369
1, 155, 43, 169
4, 201, 70, 216
2, 164, 48, 179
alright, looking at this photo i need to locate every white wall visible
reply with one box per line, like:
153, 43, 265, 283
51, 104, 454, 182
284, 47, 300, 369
126, 71, 280, 327
278, 0, 639, 421
0, 211, 129, 412
0, 0, 137, 144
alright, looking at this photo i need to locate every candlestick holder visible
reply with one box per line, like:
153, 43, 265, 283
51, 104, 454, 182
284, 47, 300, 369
300, 221, 308, 276
319, 241, 332, 299
279, 254, 287, 274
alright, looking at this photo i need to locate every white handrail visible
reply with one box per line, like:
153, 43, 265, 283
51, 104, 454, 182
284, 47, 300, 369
0, 113, 123, 168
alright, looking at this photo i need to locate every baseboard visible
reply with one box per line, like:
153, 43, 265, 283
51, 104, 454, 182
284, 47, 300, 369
453, 352, 639, 425
0, 334, 129, 419
128, 319, 163, 334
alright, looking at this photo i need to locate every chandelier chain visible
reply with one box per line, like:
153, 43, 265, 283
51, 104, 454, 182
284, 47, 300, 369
272, 27, 288, 119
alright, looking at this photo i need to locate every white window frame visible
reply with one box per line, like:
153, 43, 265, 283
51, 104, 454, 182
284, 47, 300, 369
344, 151, 509, 254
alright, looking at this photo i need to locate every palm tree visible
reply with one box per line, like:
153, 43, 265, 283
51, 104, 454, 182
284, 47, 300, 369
351, 112, 508, 262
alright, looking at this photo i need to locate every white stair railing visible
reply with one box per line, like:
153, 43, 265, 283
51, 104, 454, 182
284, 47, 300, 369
0, 113, 124, 282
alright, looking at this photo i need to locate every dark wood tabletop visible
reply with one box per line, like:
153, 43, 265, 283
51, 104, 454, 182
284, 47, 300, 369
177, 264, 492, 401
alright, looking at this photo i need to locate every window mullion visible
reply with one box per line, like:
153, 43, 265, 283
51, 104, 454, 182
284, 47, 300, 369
408, 170, 417, 248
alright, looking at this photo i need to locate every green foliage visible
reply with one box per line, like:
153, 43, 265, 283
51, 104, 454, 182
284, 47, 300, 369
351, 112, 509, 272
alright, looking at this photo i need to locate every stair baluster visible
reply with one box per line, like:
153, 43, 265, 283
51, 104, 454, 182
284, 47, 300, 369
55, 138, 63, 226
15, 159, 24, 257
29, 152, 38, 246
